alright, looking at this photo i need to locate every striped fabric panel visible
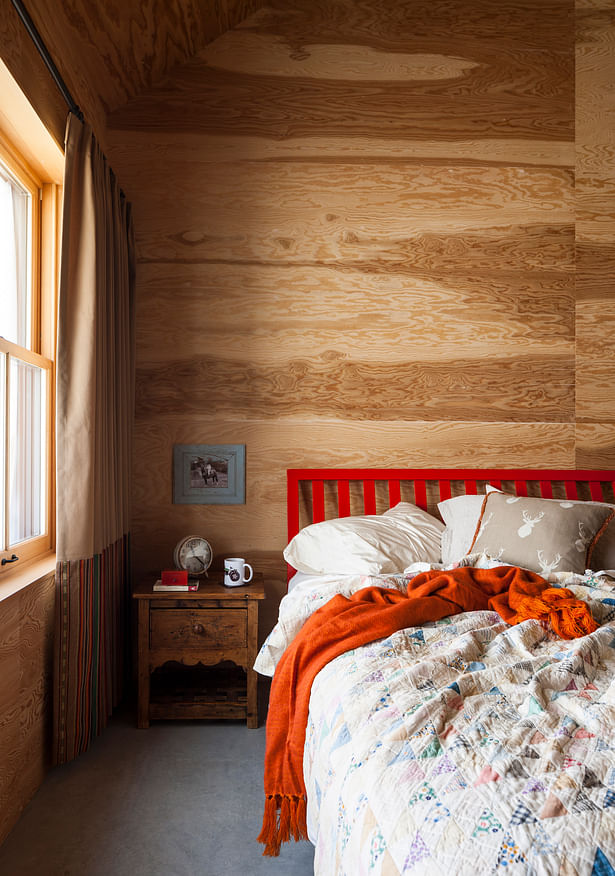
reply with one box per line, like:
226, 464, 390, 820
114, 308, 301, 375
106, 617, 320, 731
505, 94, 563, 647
53, 533, 130, 765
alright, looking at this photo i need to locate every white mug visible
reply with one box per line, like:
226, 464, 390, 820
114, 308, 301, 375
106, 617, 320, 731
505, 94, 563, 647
224, 557, 253, 587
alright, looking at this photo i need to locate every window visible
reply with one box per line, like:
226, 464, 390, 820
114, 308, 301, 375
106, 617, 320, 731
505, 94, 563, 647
0, 136, 56, 572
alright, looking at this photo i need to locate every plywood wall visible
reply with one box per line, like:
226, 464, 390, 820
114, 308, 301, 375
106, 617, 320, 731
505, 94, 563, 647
0, 572, 55, 843
0, 0, 264, 150
104, 0, 613, 632
575, 0, 615, 464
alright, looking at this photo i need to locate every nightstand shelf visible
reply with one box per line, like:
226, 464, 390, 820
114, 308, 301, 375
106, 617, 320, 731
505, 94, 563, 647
133, 575, 265, 728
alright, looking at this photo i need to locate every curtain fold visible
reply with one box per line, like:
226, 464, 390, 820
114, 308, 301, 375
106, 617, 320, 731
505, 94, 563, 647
54, 113, 135, 765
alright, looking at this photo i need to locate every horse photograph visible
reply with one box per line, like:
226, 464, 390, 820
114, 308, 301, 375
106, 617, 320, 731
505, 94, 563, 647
189, 455, 229, 489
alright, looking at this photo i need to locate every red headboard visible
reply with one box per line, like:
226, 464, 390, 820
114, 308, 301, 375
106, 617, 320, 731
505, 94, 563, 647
287, 468, 615, 580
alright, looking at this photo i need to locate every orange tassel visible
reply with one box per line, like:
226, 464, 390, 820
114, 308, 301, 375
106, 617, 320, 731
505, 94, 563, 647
258, 794, 308, 857
295, 795, 308, 840
257, 795, 280, 856
279, 795, 291, 843
514, 588, 598, 640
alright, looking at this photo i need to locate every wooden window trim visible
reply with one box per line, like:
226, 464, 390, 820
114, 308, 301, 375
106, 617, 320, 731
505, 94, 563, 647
0, 137, 59, 576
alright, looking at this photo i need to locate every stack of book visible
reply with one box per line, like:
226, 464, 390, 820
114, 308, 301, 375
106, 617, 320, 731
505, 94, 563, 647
153, 573, 199, 592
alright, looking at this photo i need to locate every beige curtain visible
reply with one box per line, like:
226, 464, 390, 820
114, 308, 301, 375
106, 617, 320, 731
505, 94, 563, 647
54, 113, 135, 764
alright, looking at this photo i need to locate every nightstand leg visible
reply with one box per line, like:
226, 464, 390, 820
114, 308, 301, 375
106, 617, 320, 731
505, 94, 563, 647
247, 669, 259, 729
137, 599, 150, 728
246, 600, 259, 728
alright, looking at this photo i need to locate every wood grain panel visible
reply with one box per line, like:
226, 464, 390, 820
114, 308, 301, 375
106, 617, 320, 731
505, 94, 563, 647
577, 175, 615, 243
110, 63, 572, 142
0, 573, 55, 844
133, 261, 573, 359
109, 0, 573, 142
577, 1, 615, 8
126, 162, 573, 265
575, 5, 615, 427
576, 424, 615, 468
18, 0, 263, 136
202, 31, 483, 80
107, 130, 574, 168
249, 0, 572, 57
102, 0, 579, 633
0, 2, 69, 147
136, 354, 573, 423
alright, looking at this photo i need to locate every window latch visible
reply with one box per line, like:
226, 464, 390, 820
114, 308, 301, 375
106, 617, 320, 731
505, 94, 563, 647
1, 554, 19, 566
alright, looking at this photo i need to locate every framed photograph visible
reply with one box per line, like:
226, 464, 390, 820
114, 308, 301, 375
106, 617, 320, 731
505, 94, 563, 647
173, 444, 246, 505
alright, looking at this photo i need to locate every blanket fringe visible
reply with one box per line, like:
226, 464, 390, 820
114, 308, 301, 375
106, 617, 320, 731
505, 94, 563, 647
258, 794, 308, 857
515, 587, 598, 639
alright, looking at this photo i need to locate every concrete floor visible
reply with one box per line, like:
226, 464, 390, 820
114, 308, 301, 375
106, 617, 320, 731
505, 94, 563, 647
0, 708, 315, 876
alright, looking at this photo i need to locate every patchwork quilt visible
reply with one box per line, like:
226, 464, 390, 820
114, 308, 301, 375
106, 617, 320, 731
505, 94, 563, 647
255, 569, 615, 875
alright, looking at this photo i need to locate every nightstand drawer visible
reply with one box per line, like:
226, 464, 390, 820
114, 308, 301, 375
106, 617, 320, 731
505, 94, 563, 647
150, 608, 247, 650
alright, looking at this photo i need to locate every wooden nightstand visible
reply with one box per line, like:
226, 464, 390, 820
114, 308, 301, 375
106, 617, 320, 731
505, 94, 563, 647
133, 575, 265, 729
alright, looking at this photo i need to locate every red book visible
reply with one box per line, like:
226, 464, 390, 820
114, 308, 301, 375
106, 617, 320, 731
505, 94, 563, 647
161, 570, 188, 587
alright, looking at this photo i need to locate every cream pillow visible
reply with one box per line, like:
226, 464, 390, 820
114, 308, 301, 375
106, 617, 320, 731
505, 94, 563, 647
468, 491, 615, 575
283, 502, 444, 575
485, 485, 615, 572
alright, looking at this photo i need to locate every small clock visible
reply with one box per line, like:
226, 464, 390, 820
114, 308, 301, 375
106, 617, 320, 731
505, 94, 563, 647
173, 535, 213, 576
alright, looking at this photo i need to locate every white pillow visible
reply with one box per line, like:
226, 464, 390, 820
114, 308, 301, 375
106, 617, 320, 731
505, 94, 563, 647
437, 493, 487, 564
283, 502, 444, 575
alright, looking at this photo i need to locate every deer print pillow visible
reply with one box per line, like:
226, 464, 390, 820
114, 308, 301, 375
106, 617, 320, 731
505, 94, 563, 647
467, 490, 615, 575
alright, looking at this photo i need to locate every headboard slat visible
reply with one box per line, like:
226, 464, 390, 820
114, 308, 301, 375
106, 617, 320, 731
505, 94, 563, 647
590, 482, 603, 502
540, 480, 553, 498
438, 479, 451, 503
565, 482, 579, 501
337, 480, 350, 518
388, 479, 401, 507
312, 479, 325, 523
414, 480, 427, 511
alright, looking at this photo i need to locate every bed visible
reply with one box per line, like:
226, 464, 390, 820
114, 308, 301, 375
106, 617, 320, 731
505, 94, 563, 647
255, 468, 615, 875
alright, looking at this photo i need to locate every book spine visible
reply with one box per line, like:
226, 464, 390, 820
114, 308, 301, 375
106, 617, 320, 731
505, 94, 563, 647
153, 584, 199, 591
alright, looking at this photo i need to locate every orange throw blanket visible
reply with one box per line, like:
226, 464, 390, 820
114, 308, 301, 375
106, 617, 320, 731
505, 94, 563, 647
257, 565, 598, 856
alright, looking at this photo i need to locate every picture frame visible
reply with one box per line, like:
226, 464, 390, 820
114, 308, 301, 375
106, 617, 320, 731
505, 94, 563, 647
173, 444, 246, 505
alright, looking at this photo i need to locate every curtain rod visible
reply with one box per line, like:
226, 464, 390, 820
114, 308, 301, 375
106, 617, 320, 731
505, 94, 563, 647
10, 0, 83, 121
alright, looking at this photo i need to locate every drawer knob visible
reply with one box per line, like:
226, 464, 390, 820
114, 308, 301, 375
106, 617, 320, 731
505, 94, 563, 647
192, 623, 205, 635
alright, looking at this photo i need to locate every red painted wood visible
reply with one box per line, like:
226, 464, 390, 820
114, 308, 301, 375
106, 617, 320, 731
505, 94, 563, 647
338, 480, 350, 517
388, 479, 401, 507
312, 480, 325, 523
287, 471, 300, 546
565, 482, 579, 500
414, 480, 427, 511
286, 468, 615, 584
438, 479, 451, 502
289, 468, 615, 482
589, 482, 603, 502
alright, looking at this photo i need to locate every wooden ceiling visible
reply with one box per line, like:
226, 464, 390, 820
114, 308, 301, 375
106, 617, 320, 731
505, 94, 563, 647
3, 0, 263, 140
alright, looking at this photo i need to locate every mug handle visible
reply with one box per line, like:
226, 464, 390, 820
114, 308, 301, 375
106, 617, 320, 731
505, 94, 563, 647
243, 563, 254, 583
